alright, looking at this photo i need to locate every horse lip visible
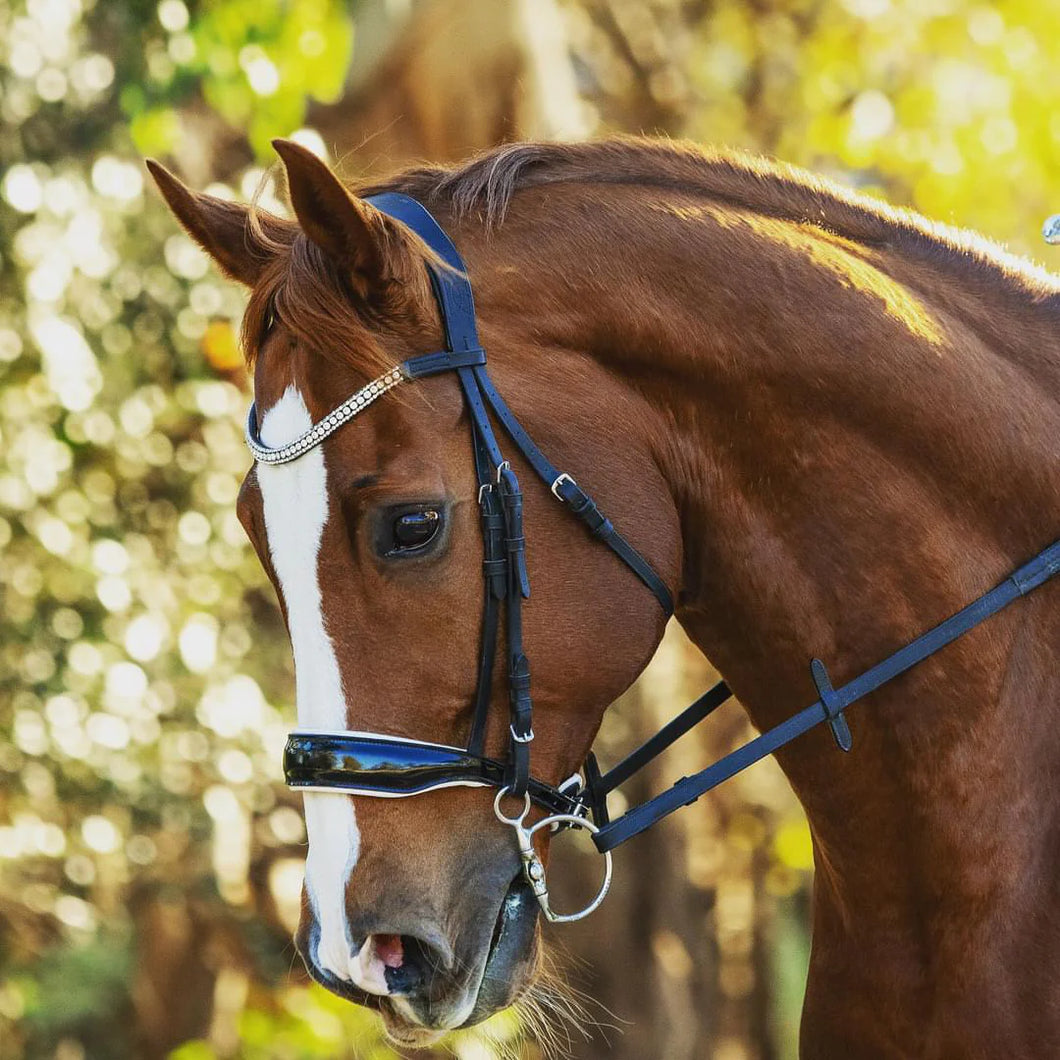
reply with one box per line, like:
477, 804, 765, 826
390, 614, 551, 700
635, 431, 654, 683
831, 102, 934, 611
379, 1002, 447, 1048
301, 949, 382, 1008
464, 874, 540, 1025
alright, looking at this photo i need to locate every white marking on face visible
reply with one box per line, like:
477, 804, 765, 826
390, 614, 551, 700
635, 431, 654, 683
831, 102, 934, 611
256, 385, 364, 984
350, 938, 392, 996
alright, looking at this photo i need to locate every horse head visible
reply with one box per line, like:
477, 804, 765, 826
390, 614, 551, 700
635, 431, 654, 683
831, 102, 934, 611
148, 141, 678, 1045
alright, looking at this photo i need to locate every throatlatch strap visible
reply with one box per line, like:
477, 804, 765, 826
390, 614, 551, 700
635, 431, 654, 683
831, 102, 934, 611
472, 366, 674, 615
551, 475, 674, 614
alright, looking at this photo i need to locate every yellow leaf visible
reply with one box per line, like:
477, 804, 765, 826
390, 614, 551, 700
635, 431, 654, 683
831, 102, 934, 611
202, 321, 243, 372
773, 819, 814, 871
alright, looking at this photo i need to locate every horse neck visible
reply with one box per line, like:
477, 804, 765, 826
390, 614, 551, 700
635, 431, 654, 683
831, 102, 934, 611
466, 183, 1060, 928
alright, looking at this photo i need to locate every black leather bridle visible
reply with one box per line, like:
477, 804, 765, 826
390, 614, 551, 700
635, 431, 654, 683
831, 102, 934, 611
247, 192, 1060, 922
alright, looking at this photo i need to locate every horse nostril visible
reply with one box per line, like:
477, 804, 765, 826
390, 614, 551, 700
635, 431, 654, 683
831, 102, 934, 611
383, 934, 450, 996
351, 931, 454, 997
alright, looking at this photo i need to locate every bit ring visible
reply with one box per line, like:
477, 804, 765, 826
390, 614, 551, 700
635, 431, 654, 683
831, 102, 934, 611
526, 813, 613, 923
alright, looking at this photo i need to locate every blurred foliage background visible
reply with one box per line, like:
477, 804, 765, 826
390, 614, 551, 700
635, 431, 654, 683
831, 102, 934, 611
1, 0, 1058, 1058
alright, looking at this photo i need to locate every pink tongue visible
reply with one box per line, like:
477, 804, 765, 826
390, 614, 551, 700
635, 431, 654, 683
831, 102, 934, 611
375, 934, 404, 969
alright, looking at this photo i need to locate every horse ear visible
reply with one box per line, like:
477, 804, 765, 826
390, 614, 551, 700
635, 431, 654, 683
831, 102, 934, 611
271, 139, 389, 283
145, 160, 275, 287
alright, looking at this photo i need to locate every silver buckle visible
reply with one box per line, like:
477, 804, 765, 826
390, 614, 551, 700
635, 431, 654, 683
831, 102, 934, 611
495, 460, 511, 484
557, 771, 583, 795
509, 724, 534, 744
551, 472, 575, 499
554, 772, 589, 828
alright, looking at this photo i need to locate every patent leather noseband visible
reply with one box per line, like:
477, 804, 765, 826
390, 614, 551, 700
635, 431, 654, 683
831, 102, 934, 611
284, 730, 585, 817
247, 192, 1060, 923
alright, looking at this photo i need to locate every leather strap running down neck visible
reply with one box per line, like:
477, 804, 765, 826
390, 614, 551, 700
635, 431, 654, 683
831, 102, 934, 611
249, 191, 1060, 916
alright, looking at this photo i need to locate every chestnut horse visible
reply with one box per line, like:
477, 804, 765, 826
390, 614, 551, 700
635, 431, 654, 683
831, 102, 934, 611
149, 139, 1060, 1056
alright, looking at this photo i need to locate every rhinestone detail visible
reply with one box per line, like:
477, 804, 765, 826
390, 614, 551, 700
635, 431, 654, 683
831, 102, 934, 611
245, 364, 408, 465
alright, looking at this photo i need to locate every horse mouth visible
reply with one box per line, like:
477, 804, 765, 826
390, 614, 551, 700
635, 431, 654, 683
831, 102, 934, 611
301, 964, 445, 1048
464, 874, 541, 1025
297, 873, 539, 1039
299, 950, 380, 1008
356, 877, 539, 1047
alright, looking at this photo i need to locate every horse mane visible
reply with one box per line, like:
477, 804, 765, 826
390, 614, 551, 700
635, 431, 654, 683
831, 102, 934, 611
356, 136, 1060, 303
247, 138, 1059, 368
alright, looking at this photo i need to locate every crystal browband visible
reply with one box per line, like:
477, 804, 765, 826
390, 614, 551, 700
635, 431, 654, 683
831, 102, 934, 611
245, 365, 406, 465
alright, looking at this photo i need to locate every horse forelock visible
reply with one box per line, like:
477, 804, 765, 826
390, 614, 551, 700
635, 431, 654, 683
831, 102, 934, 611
239, 213, 435, 381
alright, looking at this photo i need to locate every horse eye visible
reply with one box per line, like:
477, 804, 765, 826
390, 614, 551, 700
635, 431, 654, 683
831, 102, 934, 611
388, 509, 441, 555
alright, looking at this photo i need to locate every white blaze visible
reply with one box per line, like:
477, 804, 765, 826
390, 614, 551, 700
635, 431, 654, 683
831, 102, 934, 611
256, 385, 363, 984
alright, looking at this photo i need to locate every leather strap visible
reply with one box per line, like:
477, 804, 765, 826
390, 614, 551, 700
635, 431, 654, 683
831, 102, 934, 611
366, 192, 480, 353
593, 539, 1060, 852
474, 366, 674, 614
810, 658, 853, 752
404, 348, 486, 378
552, 475, 674, 614
596, 679, 732, 795
457, 362, 535, 793
466, 428, 504, 758
499, 464, 532, 796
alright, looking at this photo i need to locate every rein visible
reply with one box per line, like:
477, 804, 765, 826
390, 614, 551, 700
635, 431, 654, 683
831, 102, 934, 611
247, 193, 1060, 923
